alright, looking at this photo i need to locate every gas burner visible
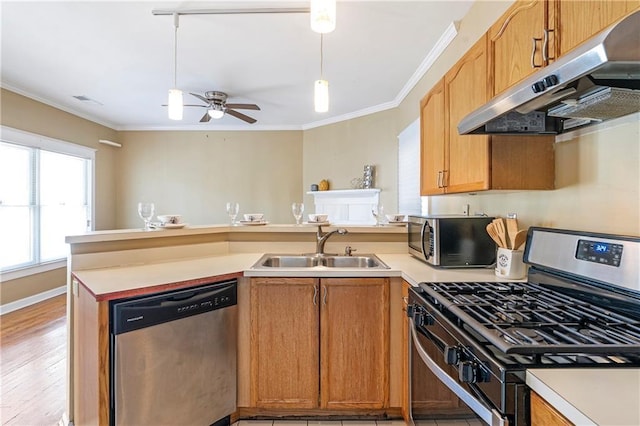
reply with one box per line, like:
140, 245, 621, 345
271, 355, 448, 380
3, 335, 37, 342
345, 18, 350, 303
496, 327, 546, 345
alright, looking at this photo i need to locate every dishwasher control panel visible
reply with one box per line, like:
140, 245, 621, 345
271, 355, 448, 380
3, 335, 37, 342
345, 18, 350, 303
111, 279, 237, 334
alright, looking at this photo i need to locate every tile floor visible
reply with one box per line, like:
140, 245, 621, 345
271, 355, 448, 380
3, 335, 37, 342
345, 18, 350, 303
238, 419, 484, 426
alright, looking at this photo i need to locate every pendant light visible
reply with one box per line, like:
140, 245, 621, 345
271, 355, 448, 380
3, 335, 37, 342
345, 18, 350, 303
314, 34, 329, 113
310, 0, 336, 33
167, 13, 183, 120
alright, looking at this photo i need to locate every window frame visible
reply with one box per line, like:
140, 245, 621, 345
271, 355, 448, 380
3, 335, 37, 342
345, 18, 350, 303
0, 125, 96, 280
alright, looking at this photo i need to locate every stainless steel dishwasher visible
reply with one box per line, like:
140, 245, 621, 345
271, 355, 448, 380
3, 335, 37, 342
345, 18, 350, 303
110, 279, 237, 426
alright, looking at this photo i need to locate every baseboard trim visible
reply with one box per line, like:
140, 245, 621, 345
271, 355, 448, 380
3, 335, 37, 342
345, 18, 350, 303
0, 285, 66, 315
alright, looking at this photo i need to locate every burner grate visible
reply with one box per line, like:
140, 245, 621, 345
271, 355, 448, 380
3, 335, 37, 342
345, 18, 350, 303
423, 281, 640, 354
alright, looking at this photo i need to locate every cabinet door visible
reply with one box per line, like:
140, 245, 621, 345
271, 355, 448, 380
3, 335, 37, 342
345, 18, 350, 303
530, 391, 573, 426
420, 79, 446, 195
320, 278, 389, 409
250, 277, 319, 408
445, 35, 491, 194
489, 0, 549, 96
555, 0, 640, 56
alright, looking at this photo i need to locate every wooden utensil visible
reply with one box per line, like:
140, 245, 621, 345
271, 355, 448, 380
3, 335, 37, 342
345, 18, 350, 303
513, 229, 527, 250
506, 217, 519, 250
492, 218, 508, 248
486, 223, 505, 248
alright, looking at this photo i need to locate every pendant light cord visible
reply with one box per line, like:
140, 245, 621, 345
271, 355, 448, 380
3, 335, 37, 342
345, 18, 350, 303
173, 13, 179, 87
319, 33, 324, 79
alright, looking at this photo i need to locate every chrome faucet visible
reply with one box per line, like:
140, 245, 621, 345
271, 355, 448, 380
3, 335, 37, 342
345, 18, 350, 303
316, 226, 348, 255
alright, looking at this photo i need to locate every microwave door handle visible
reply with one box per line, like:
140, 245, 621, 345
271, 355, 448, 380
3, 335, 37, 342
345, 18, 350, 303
409, 321, 508, 426
421, 222, 429, 260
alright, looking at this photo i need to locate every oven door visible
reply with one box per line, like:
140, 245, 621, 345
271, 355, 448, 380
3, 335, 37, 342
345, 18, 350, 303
408, 291, 509, 426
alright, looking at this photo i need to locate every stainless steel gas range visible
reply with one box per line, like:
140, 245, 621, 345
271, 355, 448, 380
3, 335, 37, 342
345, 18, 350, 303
407, 227, 640, 426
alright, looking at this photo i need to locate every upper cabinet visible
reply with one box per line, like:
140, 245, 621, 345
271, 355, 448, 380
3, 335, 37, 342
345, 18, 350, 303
489, 0, 640, 97
553, 0, 640, 56
489, 0, 551, 96
444, 36, 492, 194
420, 35, 555, 196
420, 80, 446, 195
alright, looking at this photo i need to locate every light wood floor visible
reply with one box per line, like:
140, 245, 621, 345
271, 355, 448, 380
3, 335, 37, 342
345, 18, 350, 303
1, 294, 67, 426
0, 296, 484, 426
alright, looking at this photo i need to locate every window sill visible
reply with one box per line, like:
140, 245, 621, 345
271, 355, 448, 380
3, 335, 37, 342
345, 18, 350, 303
1, 260, 67, 282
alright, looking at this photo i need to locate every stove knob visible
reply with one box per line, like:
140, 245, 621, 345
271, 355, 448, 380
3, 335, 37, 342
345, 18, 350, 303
406, 304, 415, 318
459, 361, 481, 383
444, 345, 459, 365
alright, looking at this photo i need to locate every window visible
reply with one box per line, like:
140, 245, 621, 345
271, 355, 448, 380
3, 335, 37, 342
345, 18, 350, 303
397, 118, 427, 215
0, 126, 94, 273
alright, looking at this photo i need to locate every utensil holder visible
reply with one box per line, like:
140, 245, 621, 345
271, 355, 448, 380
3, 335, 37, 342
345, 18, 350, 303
495, 248, 526, 279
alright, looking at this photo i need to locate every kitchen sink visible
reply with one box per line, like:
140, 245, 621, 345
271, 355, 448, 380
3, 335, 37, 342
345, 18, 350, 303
253, 254, 389, 269
259, 255, 320, 268
322, 256, 385, 268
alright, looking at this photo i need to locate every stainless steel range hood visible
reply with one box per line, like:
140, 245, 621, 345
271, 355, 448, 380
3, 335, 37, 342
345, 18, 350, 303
458, 10, 640, 135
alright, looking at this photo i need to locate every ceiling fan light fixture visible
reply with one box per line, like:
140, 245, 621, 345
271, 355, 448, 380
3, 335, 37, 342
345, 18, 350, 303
208, 106, 225, 119
310, 0, 336, 33
168, 88, 183, 120
314, 79, 329, 113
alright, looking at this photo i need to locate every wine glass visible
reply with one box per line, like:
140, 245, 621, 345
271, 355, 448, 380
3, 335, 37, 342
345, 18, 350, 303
226, 202, 239, 225
291, 202, 304, 225
137, 202, 155, 230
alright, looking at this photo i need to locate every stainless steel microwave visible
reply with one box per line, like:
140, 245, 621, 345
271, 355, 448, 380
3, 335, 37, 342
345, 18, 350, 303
407, 215, 496, 268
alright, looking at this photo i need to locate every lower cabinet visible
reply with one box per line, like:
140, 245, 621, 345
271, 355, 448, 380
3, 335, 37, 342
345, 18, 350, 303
250, 277, 389, 410
530, 391, 574, 426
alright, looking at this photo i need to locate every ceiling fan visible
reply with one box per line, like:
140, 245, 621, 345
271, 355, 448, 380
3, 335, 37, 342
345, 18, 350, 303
186, 91, 260, 123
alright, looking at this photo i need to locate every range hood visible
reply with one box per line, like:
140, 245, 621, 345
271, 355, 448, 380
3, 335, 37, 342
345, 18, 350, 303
459, 10, 640, 135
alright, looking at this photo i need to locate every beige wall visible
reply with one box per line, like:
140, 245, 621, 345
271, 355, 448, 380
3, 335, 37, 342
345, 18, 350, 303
303, 109, 399, 212
117, 130, 303, 227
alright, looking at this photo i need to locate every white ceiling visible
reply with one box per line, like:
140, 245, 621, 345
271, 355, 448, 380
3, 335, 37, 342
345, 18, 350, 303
1, 1, 474, 131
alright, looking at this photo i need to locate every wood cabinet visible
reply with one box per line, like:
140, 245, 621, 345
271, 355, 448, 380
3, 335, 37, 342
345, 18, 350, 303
250, 277, 389, 411
530, 391, 574, 426
445, 35, 492, 193
489, 0, 551, 96
420, 80, 446, 195
489, 0, 640, 97
554, 0, 640, 57
419, 34, 555, 195
250, 277, 319, 408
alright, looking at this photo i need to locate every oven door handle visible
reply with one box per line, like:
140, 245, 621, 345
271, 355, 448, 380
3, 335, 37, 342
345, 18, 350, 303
410, 320, 509, 426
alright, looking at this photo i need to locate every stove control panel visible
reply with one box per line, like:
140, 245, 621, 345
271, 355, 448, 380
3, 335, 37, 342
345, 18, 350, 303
576, 239, 623, 267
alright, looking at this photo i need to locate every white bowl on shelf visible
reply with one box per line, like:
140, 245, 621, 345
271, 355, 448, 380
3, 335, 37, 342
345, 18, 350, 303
308, 214, 329, 223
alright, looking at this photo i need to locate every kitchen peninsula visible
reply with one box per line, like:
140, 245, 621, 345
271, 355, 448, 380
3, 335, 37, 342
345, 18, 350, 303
66, 223, 517, 425
65, 224, 640, 426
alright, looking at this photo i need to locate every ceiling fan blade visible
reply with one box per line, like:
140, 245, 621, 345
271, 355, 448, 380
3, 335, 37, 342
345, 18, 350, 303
190, 93, 210, 103
200, 112, 211, 123
163, 104, 207, 107
225, 103, 260, 111
226, 109, 257, 124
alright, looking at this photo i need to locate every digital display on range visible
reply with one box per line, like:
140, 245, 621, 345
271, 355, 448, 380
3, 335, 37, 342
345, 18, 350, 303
576, 239, 623, 267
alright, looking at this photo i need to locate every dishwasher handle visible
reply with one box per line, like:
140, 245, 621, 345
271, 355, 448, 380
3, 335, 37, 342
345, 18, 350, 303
112, 280, 237, 335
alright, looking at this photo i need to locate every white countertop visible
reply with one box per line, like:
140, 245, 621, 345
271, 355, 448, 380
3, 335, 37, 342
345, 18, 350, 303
72, 252, 519, 300
527, 368, 640, 426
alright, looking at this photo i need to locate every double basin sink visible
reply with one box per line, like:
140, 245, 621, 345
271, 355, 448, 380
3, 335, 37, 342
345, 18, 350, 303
252, 253, 389, 269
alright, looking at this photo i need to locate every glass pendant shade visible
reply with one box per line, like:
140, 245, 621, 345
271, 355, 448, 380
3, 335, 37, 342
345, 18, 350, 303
168, 89, 183, 120
310, 0, 336, 33
314, 79, 329, 113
